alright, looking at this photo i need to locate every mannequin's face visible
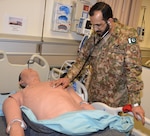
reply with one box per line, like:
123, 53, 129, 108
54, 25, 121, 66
19, 68, 39, 88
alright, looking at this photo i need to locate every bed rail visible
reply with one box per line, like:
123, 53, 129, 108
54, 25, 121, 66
0, 50, 49, 93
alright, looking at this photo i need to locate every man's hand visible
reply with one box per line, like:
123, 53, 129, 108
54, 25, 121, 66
50, 78, 70, 89
132, 106, 145, 125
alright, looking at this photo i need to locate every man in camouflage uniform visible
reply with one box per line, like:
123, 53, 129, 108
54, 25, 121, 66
51, 2, 145, 124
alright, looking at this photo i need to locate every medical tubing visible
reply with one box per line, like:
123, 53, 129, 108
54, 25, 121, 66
70, 36, 102, 83
70, 29, 110, 83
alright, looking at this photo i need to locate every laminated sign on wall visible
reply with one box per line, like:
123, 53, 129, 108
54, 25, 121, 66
52, 2, 72, 33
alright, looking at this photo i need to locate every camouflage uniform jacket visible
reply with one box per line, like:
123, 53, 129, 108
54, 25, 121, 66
66, 20, 143, 107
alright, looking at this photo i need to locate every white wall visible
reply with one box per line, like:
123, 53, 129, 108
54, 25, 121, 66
138, 0, 150, 48
0, 0, 84, 40
0, 0, 99, 67
0, 0, 44, 37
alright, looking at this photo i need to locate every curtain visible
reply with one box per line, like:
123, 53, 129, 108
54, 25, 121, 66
97, 0, 142, 28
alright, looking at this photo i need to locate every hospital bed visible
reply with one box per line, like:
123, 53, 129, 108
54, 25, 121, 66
0, 50, 128, 136
0, 50, 149, 136
51, 59, 150, 136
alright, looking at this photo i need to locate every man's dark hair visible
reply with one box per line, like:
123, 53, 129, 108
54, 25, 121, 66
89, 2, 113, 21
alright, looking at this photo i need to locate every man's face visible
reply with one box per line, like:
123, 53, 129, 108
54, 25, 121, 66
90, 11, 109, 37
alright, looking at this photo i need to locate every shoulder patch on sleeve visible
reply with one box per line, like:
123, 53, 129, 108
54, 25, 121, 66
128, 37, 136, 44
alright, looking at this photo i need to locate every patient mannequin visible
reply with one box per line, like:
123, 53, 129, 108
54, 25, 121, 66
3, 68, 95, 136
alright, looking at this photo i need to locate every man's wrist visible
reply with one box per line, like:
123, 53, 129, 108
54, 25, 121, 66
132, 103, 140, 107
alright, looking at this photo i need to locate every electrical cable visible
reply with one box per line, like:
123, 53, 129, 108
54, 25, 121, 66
38, 0, 47, 55
141, 6, 146, 28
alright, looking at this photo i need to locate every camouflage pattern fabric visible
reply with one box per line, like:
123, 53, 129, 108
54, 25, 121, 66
66, 20, 143, 107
